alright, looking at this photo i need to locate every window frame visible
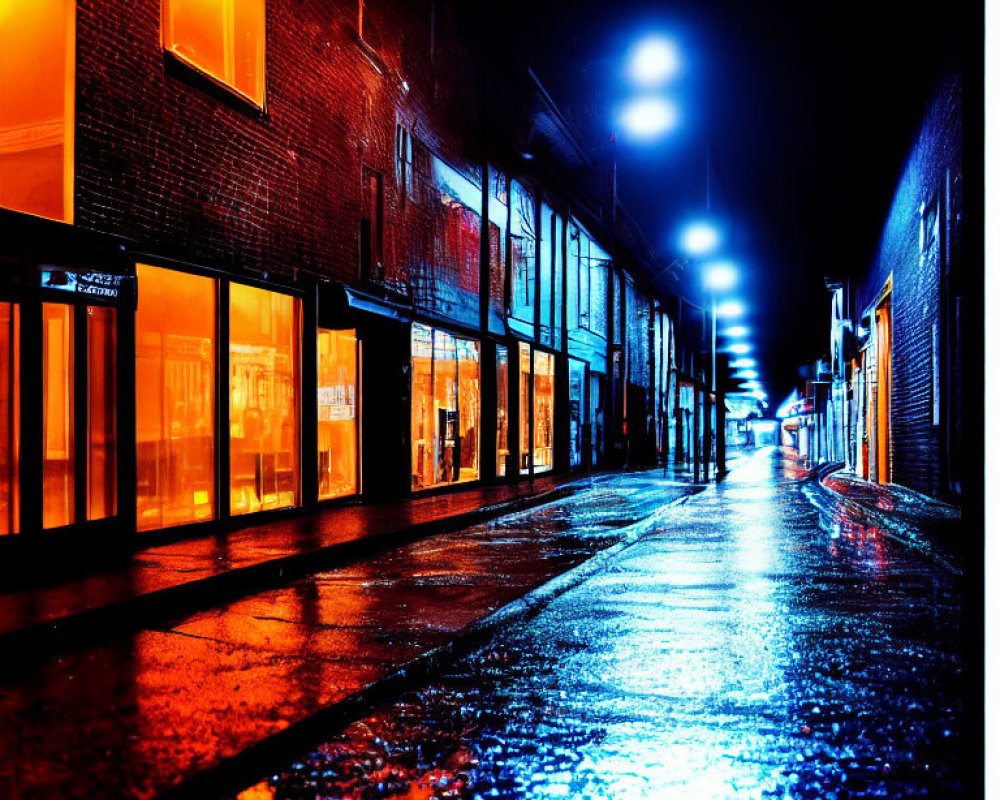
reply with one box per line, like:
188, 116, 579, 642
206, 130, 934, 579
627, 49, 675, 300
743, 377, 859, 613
161, 0, 268, 110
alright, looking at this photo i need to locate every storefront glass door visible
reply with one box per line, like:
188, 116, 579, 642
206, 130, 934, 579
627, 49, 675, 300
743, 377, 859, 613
0, 303, 19, 534
135, 264, 216, 531
410, 323, 480, 490
317, 328, 358, 500
229, 283, 301, 515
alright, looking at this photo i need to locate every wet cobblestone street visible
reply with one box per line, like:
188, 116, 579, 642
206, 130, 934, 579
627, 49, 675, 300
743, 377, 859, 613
249, 447, 964, 800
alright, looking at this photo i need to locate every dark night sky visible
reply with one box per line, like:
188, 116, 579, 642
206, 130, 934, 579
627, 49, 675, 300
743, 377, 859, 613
470, 0, 965, 404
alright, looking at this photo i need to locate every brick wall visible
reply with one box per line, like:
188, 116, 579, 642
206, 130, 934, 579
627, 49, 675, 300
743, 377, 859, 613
73, 0, 481, 288
855, 74, 961, 498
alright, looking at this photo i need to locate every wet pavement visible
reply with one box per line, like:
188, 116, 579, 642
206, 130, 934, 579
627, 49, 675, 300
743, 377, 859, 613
0, 473, 582, 643
0, 470, 698, 800
238, 447, 964, 800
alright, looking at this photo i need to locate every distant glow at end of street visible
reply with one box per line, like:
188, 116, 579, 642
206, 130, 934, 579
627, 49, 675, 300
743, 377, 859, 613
628, 36, 681, 86
716, 300, 744, 318
729, 343, 752, 354
704, 260, 738, 291
722, 325, 749, 338
731, 358, 756, 369
620, 97, 679, 139
736, 369, 758, 379
680, 221, 720, 255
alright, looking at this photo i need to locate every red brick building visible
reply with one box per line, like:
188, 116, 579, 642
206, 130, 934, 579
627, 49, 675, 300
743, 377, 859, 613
0, 0, 713, 547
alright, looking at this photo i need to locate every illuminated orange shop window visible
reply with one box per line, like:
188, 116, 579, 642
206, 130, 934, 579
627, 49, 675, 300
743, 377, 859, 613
135, 264, 216, 531
456, 337, 480, 482
317, 328, 358, 500
87, 306, 116, 520
410, 324, 480, 490
519, 342, 531, 474
163, 0, 266, 107
0, 0, 75, 222
230, 283, 300, 514
495, 344, 508, 478
0, 303, 19, 534
42, 303, 74, 528
533, 350, 554, 472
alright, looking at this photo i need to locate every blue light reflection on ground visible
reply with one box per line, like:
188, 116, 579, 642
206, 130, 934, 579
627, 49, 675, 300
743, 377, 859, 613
239, 447, 962, 800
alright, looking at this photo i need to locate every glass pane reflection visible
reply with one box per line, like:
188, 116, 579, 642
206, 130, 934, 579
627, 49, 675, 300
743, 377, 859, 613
42, 302, 74, 528
317, 329, 358, 500
230, 283, 300, 515
135, 264, 216, 531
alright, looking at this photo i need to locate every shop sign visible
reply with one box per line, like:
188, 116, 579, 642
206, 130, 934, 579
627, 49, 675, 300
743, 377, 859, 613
41, 268, 135, 305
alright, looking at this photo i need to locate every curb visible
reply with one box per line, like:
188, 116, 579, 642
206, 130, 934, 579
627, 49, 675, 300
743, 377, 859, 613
156, 488, 703, 800
803, 467, 962, 576
0, 483, 585, 662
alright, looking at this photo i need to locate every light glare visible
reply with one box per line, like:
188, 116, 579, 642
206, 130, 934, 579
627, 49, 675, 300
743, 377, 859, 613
717, 300, 744, 318
729, 343, 751, 354
732, 358, 756, 369
620, 97, 679, 139
680, 221, 720, 255
629, 36, 680, 86
704, 261, 738, 291
722, 325, 749, 337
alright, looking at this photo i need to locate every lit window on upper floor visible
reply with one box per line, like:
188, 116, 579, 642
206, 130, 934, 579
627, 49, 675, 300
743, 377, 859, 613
0, 0, 75, 223
163, 0, 266, 108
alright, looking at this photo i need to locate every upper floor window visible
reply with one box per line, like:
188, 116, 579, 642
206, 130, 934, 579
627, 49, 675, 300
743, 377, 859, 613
0, 0, 75, 223
163, 0, 266, 108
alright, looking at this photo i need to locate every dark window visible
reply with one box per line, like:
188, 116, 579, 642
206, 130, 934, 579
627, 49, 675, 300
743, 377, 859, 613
361, 168, 384, 280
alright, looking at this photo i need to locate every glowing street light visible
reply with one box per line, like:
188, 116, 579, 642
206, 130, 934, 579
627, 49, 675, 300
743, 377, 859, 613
620, 97, 679, 140
716, 300, 744, 318
680, 221, 720, 256
628, 36, 681, 86
728, 342, 752, 354
703, 260, 738, 292
722, 325, 749, 338
735, 369, 758, 379
732, 358, 756, 368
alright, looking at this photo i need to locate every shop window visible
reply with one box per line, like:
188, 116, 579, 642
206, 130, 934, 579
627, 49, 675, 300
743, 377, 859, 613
0, 0, 75, 222
533, 350, 554, 472
42, 303, 74, 528
457, 337, 480, 482
87, 306, 116, 520
496, 344, 508, 478
230, 283, 300, 515
395, 123, 411, 200
317, 328, 358, 500
163, 0, 266, 107
136, 264, 216, 531
519, 342, 531, 474
569, 359, 585, 468
0, 303, 19, 535
410, 323, 479, 490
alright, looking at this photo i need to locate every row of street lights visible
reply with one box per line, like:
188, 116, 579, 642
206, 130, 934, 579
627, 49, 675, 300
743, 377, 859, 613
616, 34, 767, 479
